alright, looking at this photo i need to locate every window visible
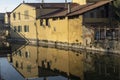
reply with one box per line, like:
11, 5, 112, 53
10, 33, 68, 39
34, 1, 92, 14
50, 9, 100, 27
21, 62, 23, 69
24, 10, 29, 19
18, 12, 21, 20
95, 30, 100, 40
13, 13, 16, 20
24, 25, 29, 32
100, 10, 105, 18
52, 17, 58, 21
25, 51, 30, 58
16, 61, 19, 68
14, 26, 17, 32
59, 17, 65, 20
40, 19, 43, 26
90, 12, 94, 18
46, 19, 49, 26
106, 30, 112, 39
27, 65, 31, 72
18, 26, 22, 32
68, 15, 79, 19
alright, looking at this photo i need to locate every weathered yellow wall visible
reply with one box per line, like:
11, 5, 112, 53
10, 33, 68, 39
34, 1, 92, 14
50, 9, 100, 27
10, 4, 36, 21
10, 4, 37, 40
10, 3, 83, 44
68, 16, 83, 44
36, 17, 69, 42
36, 16, 83, 44
10, 3, 62, 43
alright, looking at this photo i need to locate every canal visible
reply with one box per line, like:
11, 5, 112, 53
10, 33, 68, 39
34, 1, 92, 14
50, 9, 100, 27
0, 43, 120, 80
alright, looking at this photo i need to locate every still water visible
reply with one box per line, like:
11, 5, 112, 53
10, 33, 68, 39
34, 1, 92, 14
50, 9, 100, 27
0, 44, 120, 80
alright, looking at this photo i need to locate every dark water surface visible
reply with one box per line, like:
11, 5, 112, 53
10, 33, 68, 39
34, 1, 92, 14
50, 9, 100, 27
0, 44, 120, 80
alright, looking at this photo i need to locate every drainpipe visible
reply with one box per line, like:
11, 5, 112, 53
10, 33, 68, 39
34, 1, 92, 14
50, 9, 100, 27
68, 3, 71, 13
41, 0, 44, 3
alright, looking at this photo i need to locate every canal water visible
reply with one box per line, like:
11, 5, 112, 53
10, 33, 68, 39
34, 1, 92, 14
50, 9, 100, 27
0, 43, 120, 80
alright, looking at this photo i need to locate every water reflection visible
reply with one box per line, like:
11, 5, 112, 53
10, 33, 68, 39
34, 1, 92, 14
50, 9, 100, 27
8, 44, 120, 80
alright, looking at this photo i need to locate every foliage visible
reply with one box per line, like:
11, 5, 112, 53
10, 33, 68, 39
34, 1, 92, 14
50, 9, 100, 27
112, 0, 120, 22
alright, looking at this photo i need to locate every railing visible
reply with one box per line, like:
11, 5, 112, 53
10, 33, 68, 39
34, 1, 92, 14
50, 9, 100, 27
83, 18, 109, 24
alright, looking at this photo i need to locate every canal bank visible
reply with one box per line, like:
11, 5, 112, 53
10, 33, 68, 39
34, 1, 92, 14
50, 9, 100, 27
9, 39, 120, 54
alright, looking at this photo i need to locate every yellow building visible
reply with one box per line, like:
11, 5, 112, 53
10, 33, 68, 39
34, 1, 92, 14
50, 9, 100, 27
5, 12, 11, 26
10, 2, 71, 43
10, 0, 115, 47
4, 12, 11, 36
9, 44, 39, 78
37, 0, 112, 46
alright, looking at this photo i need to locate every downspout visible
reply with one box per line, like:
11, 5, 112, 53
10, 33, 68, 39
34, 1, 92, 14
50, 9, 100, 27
67, 3, 70, 79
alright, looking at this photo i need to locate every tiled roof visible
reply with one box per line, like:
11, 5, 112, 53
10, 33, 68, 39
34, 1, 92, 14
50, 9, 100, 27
26, 3, 78, 9
39, 0, 112, 18
68, 0, 112, 16
11, 2, 78, 13
40, 8, 67, 18
38, 3, 80, 18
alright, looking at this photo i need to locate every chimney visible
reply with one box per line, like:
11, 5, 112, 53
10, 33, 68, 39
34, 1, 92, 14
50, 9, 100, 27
65, 0, 67, 8
41, 0, 44, 3
23, 0, 25, 3
68, 3, 71, 13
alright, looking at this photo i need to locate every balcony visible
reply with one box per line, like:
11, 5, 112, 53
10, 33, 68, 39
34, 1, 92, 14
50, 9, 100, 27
83, 18, 109, 25
87, 0, 105, 3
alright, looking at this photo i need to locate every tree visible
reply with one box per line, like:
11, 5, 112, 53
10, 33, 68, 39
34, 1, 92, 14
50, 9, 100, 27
112, 0, 120, 22
112, 0, 120, 41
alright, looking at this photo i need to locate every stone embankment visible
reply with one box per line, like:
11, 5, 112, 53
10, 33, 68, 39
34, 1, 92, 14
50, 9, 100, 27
9, 39, 120, 54
37, 40, 120, 54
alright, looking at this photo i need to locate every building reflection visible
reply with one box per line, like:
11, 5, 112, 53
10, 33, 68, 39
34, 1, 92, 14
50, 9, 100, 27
8, 44, 120, 80
8, 44, 38, 78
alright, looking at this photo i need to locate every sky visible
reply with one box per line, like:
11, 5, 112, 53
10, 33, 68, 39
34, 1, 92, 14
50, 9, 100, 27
0, 0, 72, 13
